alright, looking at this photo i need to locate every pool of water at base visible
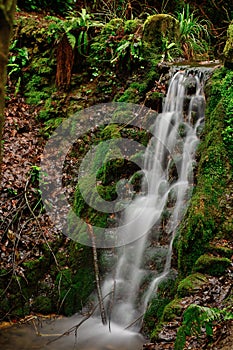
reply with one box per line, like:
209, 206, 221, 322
0, 315, 145, 350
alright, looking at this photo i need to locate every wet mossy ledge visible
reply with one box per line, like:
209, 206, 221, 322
177, 67, 233, 277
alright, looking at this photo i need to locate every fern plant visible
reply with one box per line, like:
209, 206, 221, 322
110, 33, 143, 69
8, 39, 29, 94
46, 10, 103, 55
174, 304, 233, 350
161, 36, 181, 62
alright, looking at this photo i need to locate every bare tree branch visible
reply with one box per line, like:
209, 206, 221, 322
87, 223, 107, 325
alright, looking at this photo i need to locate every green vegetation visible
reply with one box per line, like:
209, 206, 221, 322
221, 70, 233, 165
223, 21, 233, 68
7, 40, 29, 94
174, 304, 233, 350
142, 5, 211, 61
177, 273, 208, 297
46, 10, 103, 56
176, 4, 210, 60
2, 0, 233, 339
142, 14, 179, 59
17, 0, 75, 14
90, 18, 143, 74
177, 67, 232, 276
193, 254, 231, 277
162, 298, 183, 321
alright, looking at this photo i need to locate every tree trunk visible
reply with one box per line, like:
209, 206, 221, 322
56, 34, 74, 91
0, 0, 16, 181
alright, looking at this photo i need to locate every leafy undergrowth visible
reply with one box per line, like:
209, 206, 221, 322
0, 89, 95, 319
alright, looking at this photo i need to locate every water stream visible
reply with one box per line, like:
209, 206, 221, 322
0, 68, 210, 349
101, 69, 207, 329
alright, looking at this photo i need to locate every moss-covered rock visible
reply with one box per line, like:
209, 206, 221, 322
177, 273, 208, 297
177, 68, 232, 276
162, 298, 183, 321
208, 243, 233, 259
142, 14, 179, 55
193, 254, 231, 277
223, 21, 233, 69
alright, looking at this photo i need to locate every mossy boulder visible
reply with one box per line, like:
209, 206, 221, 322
223, 21, 233, 69
177, 273, 208, 297
162, 298, 183, 321
142, 14, 179, 54
193, 254, 231, 277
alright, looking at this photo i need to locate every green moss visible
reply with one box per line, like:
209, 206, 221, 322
33, 296, 52, 314
143, 14, 179, 54
150, 321, 164, 341
130, 82, 147, 94
208, 244, 233, 259
117, 86, 142, 103
55, 266, 94, 316
223, 21, 233, 69
144, 275, 178, 337
101, 124, 121, 139
162, 298, 182, 321
174, 325, 187, 350
144, 297, 171, 330
177, 273, 208, 297
193, 254, 231, 277
116, 81, 149, 103
23, 257, 47, 282
124, 19, 142, 34
177, 68, 232, 276
101, 18, 124, 35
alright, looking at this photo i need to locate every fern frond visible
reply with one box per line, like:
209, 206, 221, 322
175, 304, 233, 350
66, 32, 76, 49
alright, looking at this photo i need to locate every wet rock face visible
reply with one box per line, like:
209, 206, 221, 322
142, 14, 179, 53
184, 76, 197, 95
223, 21, 233, 69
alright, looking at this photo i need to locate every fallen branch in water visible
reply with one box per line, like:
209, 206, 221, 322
124, 314, 144, 330
46, 291, 113, 345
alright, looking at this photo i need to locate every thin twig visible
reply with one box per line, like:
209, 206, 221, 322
108, 279, 116, 333
87, 223, 107, 326
124, 313, 144, 330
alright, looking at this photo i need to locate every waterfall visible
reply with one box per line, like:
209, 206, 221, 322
3, 68, 210, 350
101, 69, 206, 330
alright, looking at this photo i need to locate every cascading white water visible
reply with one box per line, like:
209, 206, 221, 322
102, 69, 206, 331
